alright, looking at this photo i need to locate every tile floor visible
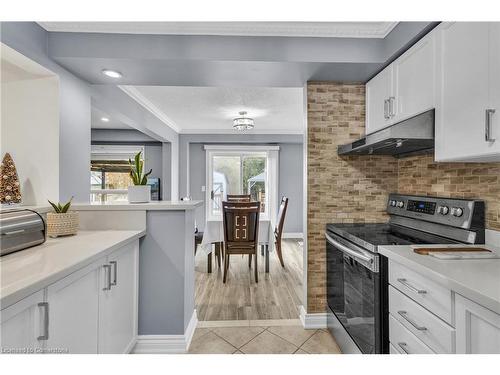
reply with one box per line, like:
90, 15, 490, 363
188, 319, 342, 354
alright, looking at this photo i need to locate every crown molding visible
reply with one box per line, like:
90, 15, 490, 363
118, 85, 181, 133
39, 22, 398, 38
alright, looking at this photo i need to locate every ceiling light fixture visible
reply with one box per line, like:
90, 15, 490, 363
232, 111, 254, 131
101, 117, 110, 122
101, 69, 123, 79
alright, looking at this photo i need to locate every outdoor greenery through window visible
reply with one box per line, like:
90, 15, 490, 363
210, 152, 267, 217
90, 160, 130, 202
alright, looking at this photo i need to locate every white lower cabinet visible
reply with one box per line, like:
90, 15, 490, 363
0, 290, 45, 353
99, 242, 139, 353
0, 239, 139, 354
455, 294, 500, 354
46, 262, 101, 354
388, 258, 500, 354
389, 314, 435, 354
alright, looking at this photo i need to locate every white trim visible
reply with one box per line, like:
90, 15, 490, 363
118, 86, 181, 133
38, 22, 398, 39
132, 310, 198, 354
282, 232, 303, 239
180, 129, 305, 135
204, 145, 280, 151
299, 305, 328, 329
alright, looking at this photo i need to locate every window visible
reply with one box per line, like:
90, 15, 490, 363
205, 146, 279, 221
90, 145, 144, 203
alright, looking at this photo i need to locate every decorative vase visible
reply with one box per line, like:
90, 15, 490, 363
46, 211, 79, 238
127, 185, 151, 203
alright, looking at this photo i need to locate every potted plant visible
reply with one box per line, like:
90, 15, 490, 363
47, 197, 78, 238
127, 151, 152, 203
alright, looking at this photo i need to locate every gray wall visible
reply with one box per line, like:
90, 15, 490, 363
1, 22, 91, 203
138, 209, 195, 335
91, 129, 166, 196
179, 134, 304, 234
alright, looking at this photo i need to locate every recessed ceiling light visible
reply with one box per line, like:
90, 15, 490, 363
101, 69, 122, 79
101, 117, 110, 122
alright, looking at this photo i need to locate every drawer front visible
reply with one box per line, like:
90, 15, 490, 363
389, 314, 435, 354
389, 286, 455, 353
389, 260, 452, 324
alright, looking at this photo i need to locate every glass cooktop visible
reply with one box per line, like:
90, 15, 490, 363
326, 223, 457, 253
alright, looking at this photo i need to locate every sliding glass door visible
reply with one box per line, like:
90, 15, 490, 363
205, 146, 278, 221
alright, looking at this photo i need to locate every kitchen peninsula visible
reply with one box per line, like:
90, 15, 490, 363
0, 200, 202, 353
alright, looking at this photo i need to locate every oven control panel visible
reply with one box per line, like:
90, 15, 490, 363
387, 194, 484, 230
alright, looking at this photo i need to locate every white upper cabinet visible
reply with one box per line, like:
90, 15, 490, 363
393, 32, 436, 123
366, 65, 394, 134
366, 29, 437, 135
435, 22, 500, 161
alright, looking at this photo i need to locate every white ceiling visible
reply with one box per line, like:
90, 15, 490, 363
122, 86, 304, 134
91, 106, 131, 130
38, 22, 398, 38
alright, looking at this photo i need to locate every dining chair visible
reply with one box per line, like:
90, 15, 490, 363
274, 196, 289, 268
222, 201, 260, 283
226, 194, 251, 202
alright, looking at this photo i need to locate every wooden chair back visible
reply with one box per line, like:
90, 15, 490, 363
274, 196, 289, 241
226, 194, 251, 203
222, 201, 260, 248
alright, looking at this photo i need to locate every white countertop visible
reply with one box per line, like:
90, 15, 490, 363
379, 244, 500, 314
73, 200, 203, 211
0, 230, 145, 309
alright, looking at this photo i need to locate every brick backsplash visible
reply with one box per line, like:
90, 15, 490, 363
398, 155, 500, 231
307, 82, 398, 313
307, 81, 500, 314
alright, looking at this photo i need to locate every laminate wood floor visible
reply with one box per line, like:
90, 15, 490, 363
195, 239, 303, 321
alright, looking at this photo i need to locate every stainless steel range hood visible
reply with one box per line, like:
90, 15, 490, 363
338, 109, 435, 157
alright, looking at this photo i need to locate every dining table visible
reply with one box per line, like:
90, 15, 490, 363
199, 217, 275, 272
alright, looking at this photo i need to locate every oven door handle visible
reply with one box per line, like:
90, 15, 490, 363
325, 233, 374, 264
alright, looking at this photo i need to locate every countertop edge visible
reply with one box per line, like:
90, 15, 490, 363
0, 230, 146, 309
73, 201, 203, 211
379, 245, 500, 315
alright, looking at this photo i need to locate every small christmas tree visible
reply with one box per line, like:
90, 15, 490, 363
0, 153, 22, 205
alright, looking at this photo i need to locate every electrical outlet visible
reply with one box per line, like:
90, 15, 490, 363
201, 185, 206, 192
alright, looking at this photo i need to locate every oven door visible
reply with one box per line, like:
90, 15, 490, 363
326, 231, 386, 354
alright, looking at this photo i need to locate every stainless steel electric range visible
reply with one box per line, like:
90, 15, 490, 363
326, 193, 485, 354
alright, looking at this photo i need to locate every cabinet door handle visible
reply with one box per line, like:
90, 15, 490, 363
37, 302, 49, 341
398, 310, 427, 331
485, 109, 496, 142
397, 278, 427, 294
398, 342, 410, 354
110, 261, 117, 286
389, 97, 396, 118
103, 264, 112, 291
384, 99, 390, 119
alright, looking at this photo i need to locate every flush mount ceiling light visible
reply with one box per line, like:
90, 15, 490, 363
101, 69, 122, 79
232, 111, 254, 131
101, 117, 110, 122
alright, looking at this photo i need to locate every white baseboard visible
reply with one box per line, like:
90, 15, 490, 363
299, 305, 328, 329
282, 232, 303, 239
132, 310, 198, 354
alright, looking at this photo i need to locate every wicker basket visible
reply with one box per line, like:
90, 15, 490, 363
46, 211, 79, 238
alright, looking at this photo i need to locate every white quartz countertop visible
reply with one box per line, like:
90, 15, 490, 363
0, 230, 145, 309
379, 244, 500, 314
73, 200, 203, 211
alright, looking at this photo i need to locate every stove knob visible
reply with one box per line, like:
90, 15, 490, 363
451, 207, 464, 217
438, 205, 449, 215
396, 201, 405, 208
390, 200, 397, 207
